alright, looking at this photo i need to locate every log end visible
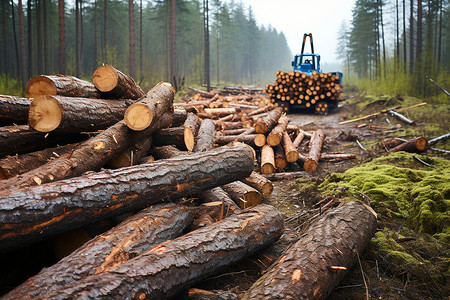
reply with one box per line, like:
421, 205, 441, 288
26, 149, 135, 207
184, 127, 195, 152
304, 159, 318, 173
416, 136, 428, 152
254, 134, 267, 147
93, 65, 118, 92
124, 103, 154, 131
261, 182, 274, 197
239, 191, 263, 209
261, 163, 275, 174
267, 134, 282, 147
286, 151, 300, 163
255, 123, 268, 134
28, 95, 63, 132
25, 75, 57, 98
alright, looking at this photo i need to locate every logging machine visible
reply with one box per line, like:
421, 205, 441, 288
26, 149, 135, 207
267, 33, 343, 115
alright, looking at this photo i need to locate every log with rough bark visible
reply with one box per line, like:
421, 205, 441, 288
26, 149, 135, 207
36, 204, 284, 300
282, 131, 299, 162
3, 203, 192, 299
189, 200, 239, 230
187, 288, 238, 300
0, 142, 80, 180
194, 119, 216, 152
0, 94, 31, 125
246, 105, 274, 117
149, 145, 188, 159
200, 187, 241, 215
214, 134, 256, 147
28, 95, 134, 133
184, 112, 200, 151
106, 136, 153, 169
378, 137, 407, 150
261, 144, 275, 174
304, 129, 325, 173
217, 127, 248, 136
221, 181, 263, 209
0, 144, 255, 250
173, 108, 188, 127
204, 107, 240, 116
388, 136, 428, 153
292, 130, 306, 148
254, 107, 283, 134
267, 116, 290, 146
152, 127, 186, 149
242, 201, 377, 300
124, 82, 174, 131
93, 65, 145, 99
241, 171, 273, 197
261, 171, 311, 181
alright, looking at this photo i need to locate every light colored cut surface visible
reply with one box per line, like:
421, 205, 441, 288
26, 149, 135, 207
124, 103, 153, 131
28, 95, 62, 132
93, 65, 118, 92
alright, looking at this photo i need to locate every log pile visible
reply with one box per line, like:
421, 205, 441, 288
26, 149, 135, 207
264, 70, 342, 114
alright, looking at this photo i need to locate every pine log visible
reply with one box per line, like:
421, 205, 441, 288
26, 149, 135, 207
214, 134, 256, 147
187, 288, 238, 300
254, 107, 283, 134
200, 187, 241, 215
124, 82, 174, 131
149, 145, 188, 159
237, 127, 256, 136
282, 131, 299, 162
36, 204, 283, 300
204, 107, 240, 116
221, 181, 263, 209
189, 200, 240, 230
241, 171, 273, 197
0, 94, 31, 125
0, 112, 173, 192
218, 128, 248, 135
152, 127, 186, 149
184, 112, 200, 151
261, 144, 276, 174
243, 201, 377, 300
0, 144, 255, 250
304, 129, 325, 173
194, 119, 216, 152
254, 133, 267, 147
25, 74, 101, 99
217, 121, 244, 130
261, 171, 311, 181
267, 116, 290, 146
106, 136, 152, 168
292, 130, 306, 148
388, 136, 428, 153
3, 203, 192, 299
246, 105, 273, 117
28, 95, 134, 133
378, 137, 407, 150
93, 65, 145, 99
0, 142, 80, 180
274, 145, 288, 170
173, 108, 188, 127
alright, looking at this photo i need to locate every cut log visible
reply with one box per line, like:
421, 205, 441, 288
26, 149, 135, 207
189, 200, 239, 230
0, 143, 255, 250
93, 65, 145, 99
254, 107, 283, 134
36, 204, 284, 300
28, 95, 134, 133
3, 203, 192, 299
194, 119, 216, 152
274, 145, 288, 170
388, 136, 428, 153
204, 107, 240, 116
218, 128, 248, 136
378, 137, 408, 150
173, 108, 188, 127
184, 112, 200, 151
124, 82, 174, 131
261, 171, 311, 181
261, 144, 275, 174
267, 116, 290, 146
200, 187, 241, 216
106, 136, 152, 169
246, 105, 273, 117
304, 129, 325, 173
0, 142, 80, 180
214, 134, 256, 147
242, 201, 377, 300
0, 94, 31, 125
149, 145, 188, 159
241, 171, 273, 197
320, 153, 357, 160
221, 181, 263, 209
25, 74, 101, 99
292, 130, 306, 148
254, 133, 267, 148
282, 131, 299, 162
153, 127, 186, 149
187, 288, 238, 300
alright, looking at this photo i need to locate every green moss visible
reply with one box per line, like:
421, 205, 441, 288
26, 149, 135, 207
319, 152, 450, 242
371, 230, 422, 266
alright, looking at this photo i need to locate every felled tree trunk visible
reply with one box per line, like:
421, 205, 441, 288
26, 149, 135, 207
106, 136, 153, 169
388, 136, 428, 153
184, 112, 200, 151
28, 95, 134, 133
254, 107, 283, 134
267, 116, 290, 146
3, 203, 192, 299
292, 130, 306, 148
173, 108, 188, 127
0, 144, 255, 250
25, 75, 101, 99
254, 133, 267, 147
282, 131, 299, 162
274, 145, 287, 170
261, 144, 275, 174
304, 129, 325, 173
35, 205, 284, 300
93, 65, 145, 99
194, 119, 216, 152
200, 187, 241, 215
243, 201, 377, 300
152, 127, 186, 149
204, 107, 240, 116
215, 134, 256, 147
241, 171, 273, 197
0, 94, 31, 125
150, 145, 188, 159
221, 181, 262, 209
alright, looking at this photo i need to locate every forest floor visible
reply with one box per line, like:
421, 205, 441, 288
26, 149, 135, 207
183, 94, 449, 299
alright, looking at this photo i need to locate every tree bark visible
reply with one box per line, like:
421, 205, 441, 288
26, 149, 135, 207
184, 112, 200, 151
173, 108, 188, 127
241, 171, 273, 197
304, 129, 325, 173
221, 181, 262, 209
124, 82, 174, 131
261, 144, 275, 174
0, 94, 31, 125
149, 145, 188, 160
152, 127, 185, 149
28, 95, 134, 133
25, 75, 100, 99
388, 136, 428, 153
267, 115, 290, 146
204, 107, 240, 116
292, 130, 306, 148
200, 187, 241, 216
274, 144, 287, 170
93, 65, 145, 99
194, 119, 216, 152
36, 204, 284, 300
243, 201, 377, 300
254, 107, 283, 134
18, 0, 27, 91
282, 131, 299, 162
106, 136, 152, 169
215, 134, 256, 147
3, 203, 192, 299
387, 109, 416, 126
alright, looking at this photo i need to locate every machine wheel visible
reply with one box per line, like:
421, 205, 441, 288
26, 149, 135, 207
315, 101, 330, 115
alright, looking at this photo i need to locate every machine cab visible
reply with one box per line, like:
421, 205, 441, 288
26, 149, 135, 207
291, 53, 321, 75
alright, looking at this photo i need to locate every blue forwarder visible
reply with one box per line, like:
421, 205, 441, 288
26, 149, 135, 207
268, 33, 343, 115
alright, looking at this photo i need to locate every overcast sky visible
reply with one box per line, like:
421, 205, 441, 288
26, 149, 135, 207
223, 0, 357, 64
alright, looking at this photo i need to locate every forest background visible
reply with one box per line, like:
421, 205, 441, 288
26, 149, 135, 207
0, 0, 449, 101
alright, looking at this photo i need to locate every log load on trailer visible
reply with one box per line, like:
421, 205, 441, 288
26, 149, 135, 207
264, 33, 343, 115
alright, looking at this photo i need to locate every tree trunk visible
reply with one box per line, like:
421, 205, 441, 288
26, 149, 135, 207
215, 134, 256, 147
200, 187, 241, 215
128, 0, 135, 79
254, 107, 283, 134
241, 171, 273, 197
204, 107, 239, 116
173, 108, 188, 127
0, 144, 255, 251
58, 0, 65, 74
18, 0, 27, 91
26, 75, 101, 98
221, 181, 262, 209
261, 144, 275, 174
243, 201, 377, 300
292, 130, 306, 148
282, 131, 299, 162
106, 136, 152, 169
304, 129, 325, 173
36, 204, 283, 300
388, 136, 428, 153
152, 127, 186, 150
274, 144, 287, 170
409, 0, 414, 72
0, 94, 31, 125
150, 145, 187, 160
3, 203, 192, 299
27, 0, 33, 79
28, 95, 135, 133
124, 82, 174, 131
75, 0, 81, 77
183, 112, 200, 151
93, 65, 145, 99
267, 115, 289, 146
194, 119, 215, 152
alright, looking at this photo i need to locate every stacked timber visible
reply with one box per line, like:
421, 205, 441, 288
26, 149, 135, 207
264, 70, 342, 114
